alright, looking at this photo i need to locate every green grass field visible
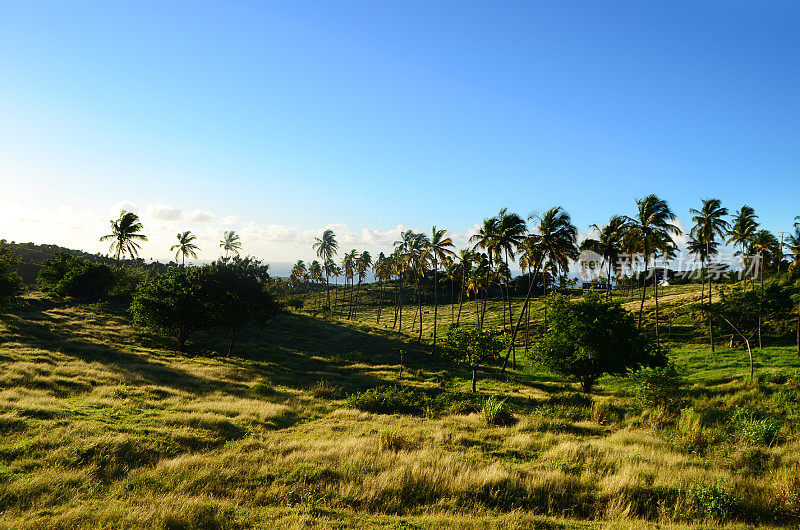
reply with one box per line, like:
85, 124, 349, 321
1, 288, 799, 528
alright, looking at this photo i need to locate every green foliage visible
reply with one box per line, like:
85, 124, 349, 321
131, 258, 276, 353
679, 481, 738, 522
0, 244, 24, 307
631, 365, 684, 410
37, 253, 117, 301
442, 325, 504, 392
283, 295, 304, 310
346, 385, 423, 415
731, 407, 783, 446
532, 293, 664, 392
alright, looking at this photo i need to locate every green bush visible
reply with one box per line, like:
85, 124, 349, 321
346, 386, 423, 415
284, 295, 304, 310
631, 365, 684, 410
679, 481, 738, 522
532, 293, 664, 392
38, 253, 117, 301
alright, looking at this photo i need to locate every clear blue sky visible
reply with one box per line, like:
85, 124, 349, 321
1, 1, 798, 263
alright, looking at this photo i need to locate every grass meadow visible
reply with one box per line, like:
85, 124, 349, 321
1, 285, 799, 528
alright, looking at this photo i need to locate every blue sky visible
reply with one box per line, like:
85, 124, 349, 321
1, 1, 798, 265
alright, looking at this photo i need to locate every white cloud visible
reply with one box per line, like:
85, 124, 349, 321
187, 209, 214, 222
221, 215, 239, 225
109, 200, 138, 216
146, 204, 183, 221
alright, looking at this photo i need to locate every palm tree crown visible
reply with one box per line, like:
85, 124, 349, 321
220, 231, 242, 258
100, 210, 148, 263
170, 231, 200, 266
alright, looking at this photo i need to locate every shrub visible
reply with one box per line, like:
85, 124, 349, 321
631, 365, 684, 411
679, 481, 738, 522
480, 397, 514, 426
250, 380, 279, 396
37, 253, 117, 301
346, 386, 423, 415
283, 295, 304, 310
0, 244, 23, 309
532, 293, 664, 392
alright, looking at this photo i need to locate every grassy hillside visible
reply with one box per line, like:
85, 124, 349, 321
1, 291, 800, 528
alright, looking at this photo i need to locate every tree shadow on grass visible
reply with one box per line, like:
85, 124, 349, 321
0, 310, 226, 394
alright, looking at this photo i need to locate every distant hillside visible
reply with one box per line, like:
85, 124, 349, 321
0, 239, 168, 284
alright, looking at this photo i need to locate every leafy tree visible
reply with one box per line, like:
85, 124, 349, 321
313, 229, 338, 308
0, 244, 23, 309
701, 286, 791, 382
443, 325, 504, 392
100, 210, 147, 264
131, 267, 209, 352
531, 294, 663, 392
220, 231, 242, 258
201, 257, 277, 355
171, 231, 200, 266
37, 253, 117, 301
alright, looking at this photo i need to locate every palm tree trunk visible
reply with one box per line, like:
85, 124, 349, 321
325, 273, 330, 308
398, 272, 404, 330
638, 259, 648, 330
456, 265, 466, 325
433, 261, 439, 354
707, 243, 715, 352
416, 271, 424, 343
377, 279, 383, 324
758, 258, 764, 349
654, 265, 660, 348
504, 252, 516, 370
501, 263, 541, 372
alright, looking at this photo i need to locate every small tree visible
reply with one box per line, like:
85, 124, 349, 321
0, 244, 23, 309
532, 293, 663, 392
443, 325, 503, 392
38, 253, 117, 301
201, 256, 277, 355
130, 268, 209, 352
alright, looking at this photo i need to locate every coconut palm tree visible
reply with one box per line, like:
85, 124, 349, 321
579, 215, 626, 300
308, 260, 323, 309
290, 260, 307, 289
750, 229, 781, 349
785, 225, 800, 353
100, 210, 148, 264
623, 194, 681, 332
373, 252, 390, 324
455, 249, 474, 325
425, 226, 456, 354
170, 231, 200, 267
313, 229, 339, 308
495, 209, 527, 365
470, 217, 500, 327
687, 234, 719, 304
690, 198, 729, 352
341, 249, 359, 318
727, 206, 759, 288
353, 250, 372, 319
503, 206, 578, 372
220, 231, 242, 258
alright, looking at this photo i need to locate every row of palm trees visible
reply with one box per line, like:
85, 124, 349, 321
99, 210, 243, 265
306, 196, 800, 360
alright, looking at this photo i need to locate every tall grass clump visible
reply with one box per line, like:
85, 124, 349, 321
732, 407, 784, 446
480, 397, 514, 426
